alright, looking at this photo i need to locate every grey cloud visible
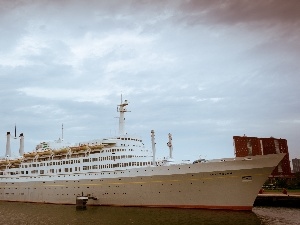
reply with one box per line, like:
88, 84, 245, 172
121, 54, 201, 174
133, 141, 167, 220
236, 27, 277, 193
178, 0, 300, 24
0, 0, 299, 160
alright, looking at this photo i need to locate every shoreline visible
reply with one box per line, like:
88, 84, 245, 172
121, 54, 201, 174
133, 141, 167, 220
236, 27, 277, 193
260, 189, 300, 195
254, 190, 300, 208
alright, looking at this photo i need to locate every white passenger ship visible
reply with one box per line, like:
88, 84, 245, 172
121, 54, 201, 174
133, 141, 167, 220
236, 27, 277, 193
0, 99, 284, 210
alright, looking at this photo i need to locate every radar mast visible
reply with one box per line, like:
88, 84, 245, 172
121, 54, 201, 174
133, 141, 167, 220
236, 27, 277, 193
117, 95, 130, 136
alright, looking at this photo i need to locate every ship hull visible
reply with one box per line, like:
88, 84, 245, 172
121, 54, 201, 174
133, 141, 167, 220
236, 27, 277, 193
0, 153, 284, 210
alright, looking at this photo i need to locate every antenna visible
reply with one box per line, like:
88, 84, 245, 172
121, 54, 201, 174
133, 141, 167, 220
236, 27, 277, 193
62, 123, 64, 141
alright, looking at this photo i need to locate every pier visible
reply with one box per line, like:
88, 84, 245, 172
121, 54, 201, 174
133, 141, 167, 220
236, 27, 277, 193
254, 191, 300, 208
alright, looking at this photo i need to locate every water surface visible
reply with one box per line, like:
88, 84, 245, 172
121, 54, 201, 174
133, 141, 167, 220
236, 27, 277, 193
0, 202, 299, 225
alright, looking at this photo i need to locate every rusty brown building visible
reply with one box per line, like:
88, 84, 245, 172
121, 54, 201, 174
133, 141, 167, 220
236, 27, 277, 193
233, 135, 291, 176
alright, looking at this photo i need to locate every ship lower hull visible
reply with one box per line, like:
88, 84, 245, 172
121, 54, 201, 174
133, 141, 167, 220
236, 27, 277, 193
0, 154, 284, 210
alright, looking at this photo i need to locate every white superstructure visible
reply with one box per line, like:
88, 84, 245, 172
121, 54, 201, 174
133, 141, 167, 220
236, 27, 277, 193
0, 99, 285, 210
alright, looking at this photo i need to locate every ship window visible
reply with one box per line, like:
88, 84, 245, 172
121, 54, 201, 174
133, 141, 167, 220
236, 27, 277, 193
242, 176, 252, 182
83, 166, 88, 170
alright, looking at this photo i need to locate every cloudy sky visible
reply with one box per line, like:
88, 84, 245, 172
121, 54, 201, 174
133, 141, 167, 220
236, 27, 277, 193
1, 0, 299, 162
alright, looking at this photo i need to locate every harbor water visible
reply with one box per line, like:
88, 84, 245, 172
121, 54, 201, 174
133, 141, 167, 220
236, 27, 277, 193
0, 202, 299, 225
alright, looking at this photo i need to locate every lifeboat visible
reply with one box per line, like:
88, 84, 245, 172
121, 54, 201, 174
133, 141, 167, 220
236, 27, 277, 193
71, 146, 88, 152
10, 159, 22, 164
0, 160, 9, 166
58, 148, 69, 154
70, 146, 80, 152
89, 145, 105, 150
23, 152, 37, 158
52, 150, 61, 155
37, 150, 52, 156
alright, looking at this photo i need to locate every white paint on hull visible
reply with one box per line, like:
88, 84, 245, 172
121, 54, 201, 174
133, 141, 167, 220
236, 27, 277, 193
0, 153, 285, 210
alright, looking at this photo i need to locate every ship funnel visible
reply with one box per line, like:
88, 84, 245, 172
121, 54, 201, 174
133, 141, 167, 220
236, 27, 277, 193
6, 132, 11, 157
167, 133, 173, 159
151, 130, 156, 166
19, 133, 24, 156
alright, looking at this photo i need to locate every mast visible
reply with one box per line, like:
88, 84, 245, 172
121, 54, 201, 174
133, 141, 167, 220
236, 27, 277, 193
167, 133, 173, 159
62, 123, 64, 141
151, 130, 156, 166
117, 96, 130, 136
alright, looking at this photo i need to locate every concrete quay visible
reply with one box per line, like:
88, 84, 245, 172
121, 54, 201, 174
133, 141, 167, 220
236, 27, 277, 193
254, 192, 300, 208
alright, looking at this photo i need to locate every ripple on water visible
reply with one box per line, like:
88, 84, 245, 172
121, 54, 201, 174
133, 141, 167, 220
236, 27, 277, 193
253, 207, 300, 225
